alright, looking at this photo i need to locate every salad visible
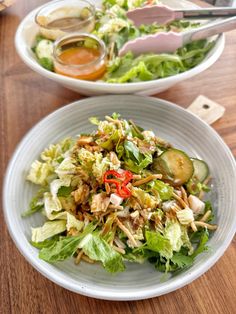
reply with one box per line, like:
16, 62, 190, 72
32, 0, 215, 82
23, 113, 217, 274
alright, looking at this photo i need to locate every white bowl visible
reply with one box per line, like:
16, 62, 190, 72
3, 95, 236, 300
15, 0, 225, 96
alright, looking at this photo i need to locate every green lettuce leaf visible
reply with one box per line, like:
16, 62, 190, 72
39, 236, 81, 262
30, 235, 60, 249
57, 186, 73, 197
105, 40, 214, 83
164, 220, 183, 252
170, 251, 193, 268
31, 220, 67, 243
79, 233, 125, 273
38, 222, 97, 262
145, 230, 173, 259
123, 140, 152, 173
192, 228, 209, 258
21, 189, 46, 217
148, 180, 173, 201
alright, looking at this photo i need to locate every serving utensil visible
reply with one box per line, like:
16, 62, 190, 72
127, 5, 236, 26
119, 16, 236, 56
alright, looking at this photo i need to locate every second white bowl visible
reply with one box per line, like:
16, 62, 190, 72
15, 0, 225, 96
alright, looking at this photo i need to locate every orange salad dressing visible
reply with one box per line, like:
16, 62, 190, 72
55, 46, 106, 80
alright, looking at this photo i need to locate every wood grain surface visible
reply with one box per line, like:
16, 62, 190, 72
0, 1, 235, 313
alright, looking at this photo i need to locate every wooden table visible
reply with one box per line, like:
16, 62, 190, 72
0, 1, 235, 313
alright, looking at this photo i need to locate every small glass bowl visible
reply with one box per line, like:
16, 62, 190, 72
53, 33, 107, 81
35, 0, 95, 40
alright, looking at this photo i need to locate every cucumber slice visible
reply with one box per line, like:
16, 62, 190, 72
191, 158, 209, 182
152, 149, 194, 186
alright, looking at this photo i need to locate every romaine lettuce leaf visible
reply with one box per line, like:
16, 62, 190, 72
30, 235, 60, 249
38, 222, 97, 262
79, 233, 125, 273
145, 230, 173, 259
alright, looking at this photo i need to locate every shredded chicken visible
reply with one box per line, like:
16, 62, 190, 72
72, 184, 90, 204
91, 193, 110, 212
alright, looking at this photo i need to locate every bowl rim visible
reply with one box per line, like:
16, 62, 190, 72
15, 3, 225, 90
3, 95, 236, 300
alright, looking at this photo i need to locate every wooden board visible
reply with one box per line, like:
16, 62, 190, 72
0, 0, 236, 313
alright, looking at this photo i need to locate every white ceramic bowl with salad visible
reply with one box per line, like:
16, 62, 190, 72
15, 0, 225, 96
3, 95, 236, 300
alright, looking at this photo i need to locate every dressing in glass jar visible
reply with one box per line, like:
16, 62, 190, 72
53, 33, 107, 81
35, 0, 95, 40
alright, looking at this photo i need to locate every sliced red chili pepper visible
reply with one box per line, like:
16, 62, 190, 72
117, 185, 132, 198
103, 169, 133, 198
